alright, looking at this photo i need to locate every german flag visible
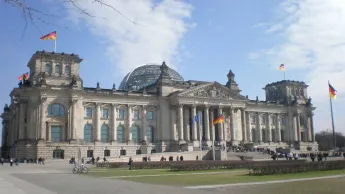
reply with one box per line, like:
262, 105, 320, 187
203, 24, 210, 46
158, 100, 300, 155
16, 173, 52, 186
279, 64, 285, 71
40, 31, 57, 40
329, 83, 336, 99
17, 73, 29, 81
213, 115, 224, 125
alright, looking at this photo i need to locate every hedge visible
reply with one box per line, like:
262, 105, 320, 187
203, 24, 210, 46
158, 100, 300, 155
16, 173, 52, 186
98, 159, 308, 170
249, 160, 345, 175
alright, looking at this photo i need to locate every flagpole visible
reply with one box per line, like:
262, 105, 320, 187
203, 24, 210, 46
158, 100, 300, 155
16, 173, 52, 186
212, 124, 215, 160
54, 40, 57, 52
284, 71, 286, 80
222, 120, 227, 160
198, 113, 202, 161
328, 80, 336, 149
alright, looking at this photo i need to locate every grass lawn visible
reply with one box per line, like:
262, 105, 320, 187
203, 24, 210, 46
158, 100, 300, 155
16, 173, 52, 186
119, 169, 345, 186
217, 177, 345, 194
87, 168, 244, 177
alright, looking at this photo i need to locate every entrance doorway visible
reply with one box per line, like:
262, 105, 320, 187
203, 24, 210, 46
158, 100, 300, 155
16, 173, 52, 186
53, 149, 64, 159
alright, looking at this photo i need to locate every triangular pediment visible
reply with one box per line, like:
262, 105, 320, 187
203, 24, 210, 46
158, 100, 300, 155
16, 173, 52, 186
177, 82, 246, 100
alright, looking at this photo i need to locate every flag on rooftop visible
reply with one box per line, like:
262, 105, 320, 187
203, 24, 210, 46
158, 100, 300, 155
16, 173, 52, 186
40, 31, 57, 40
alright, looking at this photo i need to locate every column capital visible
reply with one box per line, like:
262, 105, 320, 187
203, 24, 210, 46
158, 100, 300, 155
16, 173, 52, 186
111, 103, 117, 107
191, 104, 197, 108
71, 99, 78, 105
178, 103, 184, 108
40, 97, 47, 103
96, 102, 102, 107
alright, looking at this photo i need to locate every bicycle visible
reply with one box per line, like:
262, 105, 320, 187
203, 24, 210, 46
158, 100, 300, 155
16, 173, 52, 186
72, 164, 89, 174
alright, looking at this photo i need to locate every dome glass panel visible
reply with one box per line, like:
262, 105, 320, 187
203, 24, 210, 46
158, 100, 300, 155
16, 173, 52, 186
119, 64, 184, 91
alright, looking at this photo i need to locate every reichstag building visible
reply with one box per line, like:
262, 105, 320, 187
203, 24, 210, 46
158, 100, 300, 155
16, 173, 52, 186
1, 51, 318, 159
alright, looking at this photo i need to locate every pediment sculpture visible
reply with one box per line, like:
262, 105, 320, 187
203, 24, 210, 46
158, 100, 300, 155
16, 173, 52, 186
180, 84, 232, 99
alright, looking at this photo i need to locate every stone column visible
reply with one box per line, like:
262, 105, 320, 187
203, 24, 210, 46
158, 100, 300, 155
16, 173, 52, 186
210, 110, 215, 142
218, 107, 224, 141
308, 113, 315, 142
156, 105, 161, 142
257, 113, 262, 142
39, 97, 47, 141
111, 104, 117, 143
18, 102, 25, 140
267, 114, 272, 142
178, 104, 184, 142
183, 107, 190, 142
277, 114, 282, 142
95, 103, 101, 141
241, 108, 246, 142
204, 106, 210, 141
229, 107, 235, 141
127, 105, 133, 141
246, 112, 252, 142
46, 122, 51, 141
142, 106, 147, 142
296, 114, 301, 141
71, 100, 78, 140
191, 105, 197, 142
170, 108, 177, 141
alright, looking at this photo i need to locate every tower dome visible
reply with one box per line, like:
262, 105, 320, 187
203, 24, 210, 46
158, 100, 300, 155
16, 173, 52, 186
118, 64, 184, 91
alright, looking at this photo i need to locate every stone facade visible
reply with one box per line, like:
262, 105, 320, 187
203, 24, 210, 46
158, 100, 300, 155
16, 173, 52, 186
1, 51, 318, 160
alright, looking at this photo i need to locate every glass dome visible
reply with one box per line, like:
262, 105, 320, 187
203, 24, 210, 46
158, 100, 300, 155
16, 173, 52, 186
119, 64, 184, 91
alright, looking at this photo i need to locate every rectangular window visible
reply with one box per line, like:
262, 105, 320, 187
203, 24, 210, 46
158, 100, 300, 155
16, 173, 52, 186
85, 107, 93, 118
102, 108, 109, 118
87, 150, 93, 158
118, 109, 125, 119
104, 150, 110, 157
51, 125, 61, 142
120, 150, 126, 156
147, 111, 154, 120
117, 127, 124, 143
133, 110, 140, 120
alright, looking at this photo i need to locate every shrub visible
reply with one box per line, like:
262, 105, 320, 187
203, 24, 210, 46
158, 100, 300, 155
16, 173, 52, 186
249, 160, 345, 175
103, 159, 308, 170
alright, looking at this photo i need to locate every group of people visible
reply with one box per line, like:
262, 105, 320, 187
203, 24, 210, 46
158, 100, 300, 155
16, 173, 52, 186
0, 157, 19, 166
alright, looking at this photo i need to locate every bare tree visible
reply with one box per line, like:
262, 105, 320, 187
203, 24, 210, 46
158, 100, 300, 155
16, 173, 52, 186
2, 0, 139, 38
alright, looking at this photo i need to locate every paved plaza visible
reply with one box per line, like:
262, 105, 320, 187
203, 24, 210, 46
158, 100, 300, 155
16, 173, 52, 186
0, 162, 215, 194
1, 161, 344, 194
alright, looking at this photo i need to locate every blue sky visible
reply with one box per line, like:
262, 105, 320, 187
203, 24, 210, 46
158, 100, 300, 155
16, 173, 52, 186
1, 0, 345, 141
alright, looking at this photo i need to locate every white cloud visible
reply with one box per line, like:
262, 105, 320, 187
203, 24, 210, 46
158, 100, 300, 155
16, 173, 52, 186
250, 0, 345, 132
64, 0, 193, 75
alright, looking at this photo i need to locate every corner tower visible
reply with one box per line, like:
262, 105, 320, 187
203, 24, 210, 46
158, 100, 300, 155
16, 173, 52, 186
263, 80, 309, 105
27, 51, 83, 88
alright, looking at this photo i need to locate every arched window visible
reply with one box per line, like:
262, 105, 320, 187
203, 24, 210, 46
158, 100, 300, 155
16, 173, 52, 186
47, 104, 65, 117
117, 125, 125, 143
55, 64, 61, 74
146, 126, 154, 143
132, 126, 140, 144
101, 124, 109, 143
65, 64, 71, 75
84, 124, 93, 143
45, 64, 52, 73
